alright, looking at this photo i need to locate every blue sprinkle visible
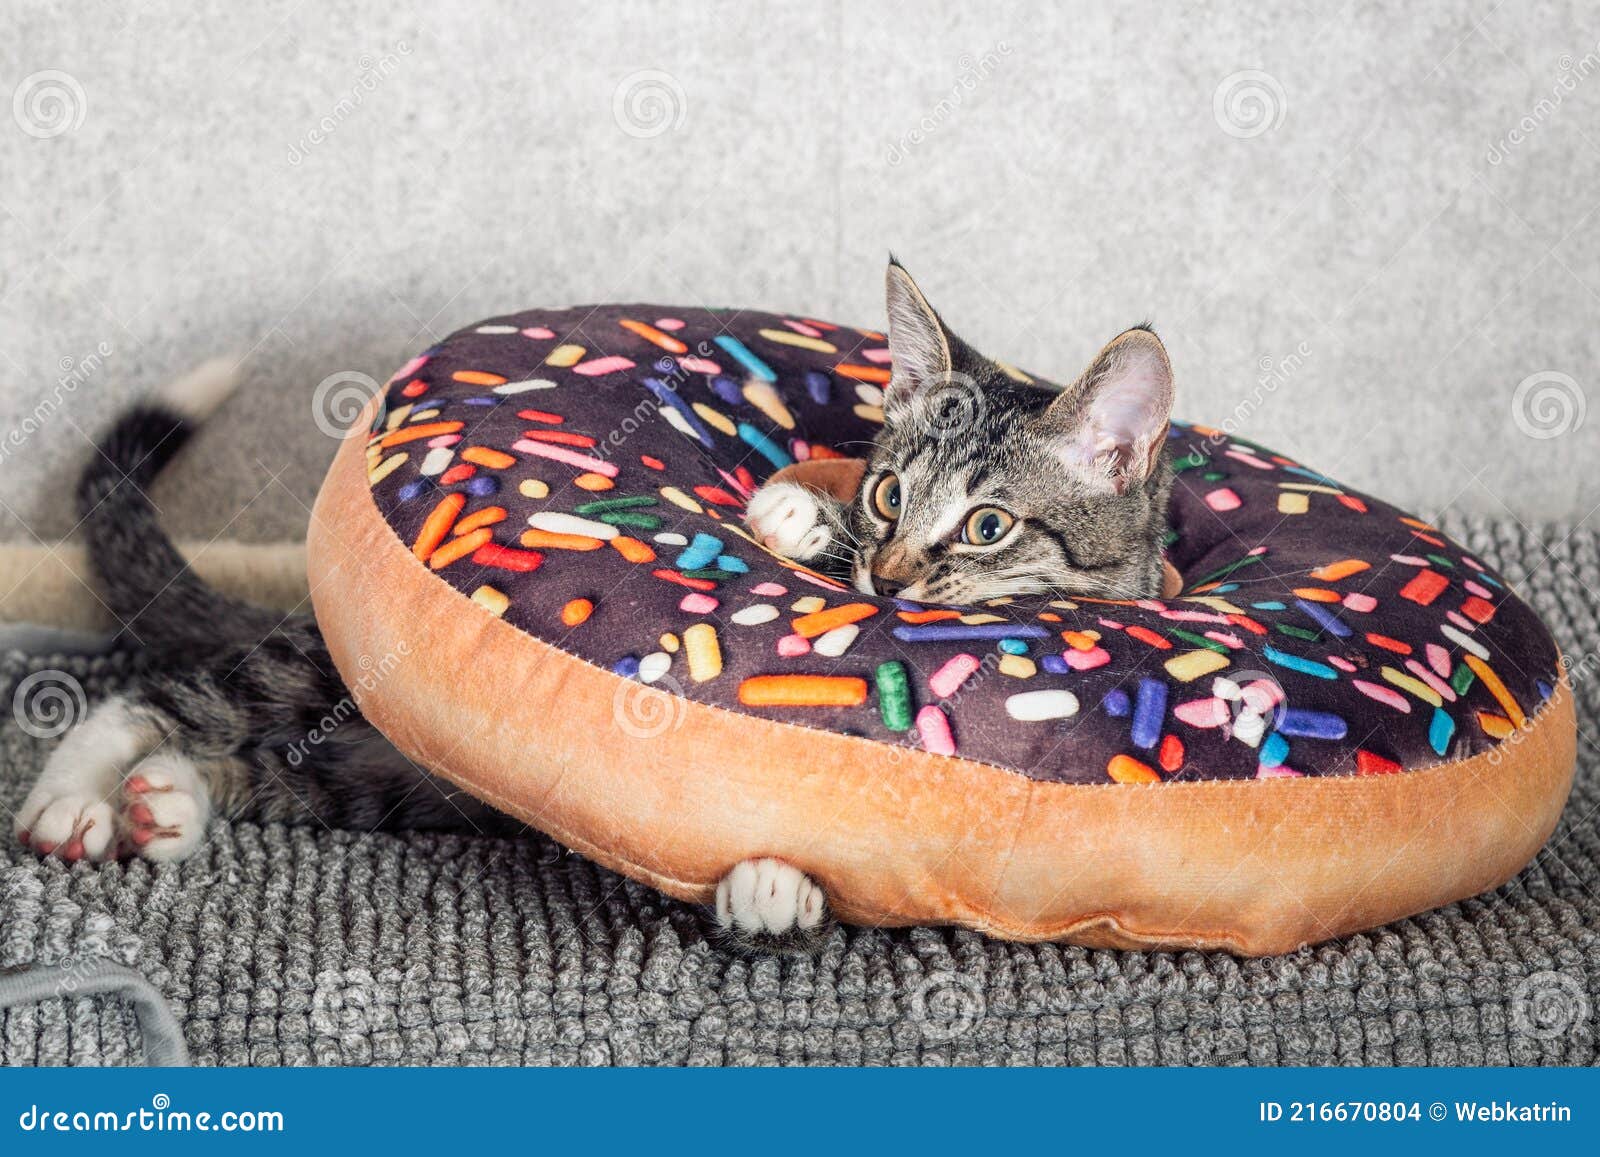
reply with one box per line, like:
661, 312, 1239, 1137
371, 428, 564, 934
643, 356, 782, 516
1276, 707, 1348, 740
998, 638, 1029, 655
710, 375, 744, 406
715, 554, 748, 574
1211, 583, 1239, 594
1130, 678, 1167, 750
737, 422, 794, 469
1103, 688, 1131, 717
805, 370, 832, 405
1260, 732, 1290, 768
642, 377, 714, 446
1294, 598, 1353, 639
713, 335, 776, 382
397, 479, 430, 502
1537, 679, 1553, 701
1251, 601, 1287, 611
463, 475, 499, 496
675, 532, 723, 571
1473, 571, 1503, 589
461, 395, 499, 406
1040, 654, 1070, 675
1262, 645, 1337, 680
614, 655, 641, 679
1428, 707, 1456, 756
1281, 465, 1340, 485
892, 623, 1051, 643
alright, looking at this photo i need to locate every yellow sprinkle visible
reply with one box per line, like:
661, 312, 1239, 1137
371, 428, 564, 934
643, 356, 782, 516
692, 402, 737, 436
1277, 491, 1310, 515
660, 633, 680, 654
659, 486, 703, 513
959, 613, 1007, 625
1048, 599, 1080, 611
519, 478, 550, 499
1464, 654, 1525, 728
984, 597, 1015, 606
1279, 482, 1343, 495
790, 596, 825, 614
1381, 665, 1441, 708
853, 403, 885, 424
367, 452, 408, 485
998, 654, 1037, 678
384, 403, 413, 431
743, 381, 794, 430
683, 622, 722, 683
471, 585, 509, 616
1164, 649, 1230, 683
758, 327, 836, 354
1183, 596, 1244, 615
410, 408, 440, 421
546, 344, 584, 367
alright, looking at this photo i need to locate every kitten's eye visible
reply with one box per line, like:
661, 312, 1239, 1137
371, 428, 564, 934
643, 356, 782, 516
871, 473, 902, 521
962, 507, 1015, 546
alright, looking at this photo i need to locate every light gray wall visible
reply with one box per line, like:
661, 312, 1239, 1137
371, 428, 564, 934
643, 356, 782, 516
3, 0, 1597, 544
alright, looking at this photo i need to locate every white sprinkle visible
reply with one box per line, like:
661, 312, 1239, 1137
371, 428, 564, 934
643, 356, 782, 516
731, 604, 779, 626
1441, 623, 1490, 660
1004, 690, 1079, 721
638, 652, 672, 684
854, 382, 885, 406
493, 378, 557, 394
1212, 676, 1241, 701
527, 512, 618, 540
812, 623, 860, 657
660, 406, 698, 441
475, 324, 520, 334
420, 447, 454, 476
654, 532, 689, 547
1232, 710, 1265, 746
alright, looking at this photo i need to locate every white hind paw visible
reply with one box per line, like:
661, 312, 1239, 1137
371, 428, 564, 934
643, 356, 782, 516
15, 791, 116, 862
745, 483, 833, 561
714, 857, 830, 955
120, 753, 211, 862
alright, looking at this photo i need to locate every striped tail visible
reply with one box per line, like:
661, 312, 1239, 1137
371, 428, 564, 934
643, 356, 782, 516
77, 359, 279, 655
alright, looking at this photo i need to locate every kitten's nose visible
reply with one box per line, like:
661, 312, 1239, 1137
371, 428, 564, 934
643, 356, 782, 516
871, 574, 906, 598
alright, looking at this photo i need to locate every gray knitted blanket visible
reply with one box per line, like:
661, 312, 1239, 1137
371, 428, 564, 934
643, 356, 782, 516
2, 517, 1596, 1066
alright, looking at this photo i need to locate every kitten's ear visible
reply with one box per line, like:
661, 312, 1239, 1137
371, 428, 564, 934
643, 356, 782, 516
1046, 327, 1174, 495
884, 258, 954, 404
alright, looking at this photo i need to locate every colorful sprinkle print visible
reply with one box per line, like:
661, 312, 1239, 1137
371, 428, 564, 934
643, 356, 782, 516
359, 304, 1561, 785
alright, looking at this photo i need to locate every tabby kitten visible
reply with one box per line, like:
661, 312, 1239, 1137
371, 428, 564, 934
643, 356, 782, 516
16, 261, 1172, 958
746, 259, 1176, 604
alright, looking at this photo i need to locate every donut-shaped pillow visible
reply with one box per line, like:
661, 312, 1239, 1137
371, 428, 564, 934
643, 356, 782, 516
308, 305, 1575, 954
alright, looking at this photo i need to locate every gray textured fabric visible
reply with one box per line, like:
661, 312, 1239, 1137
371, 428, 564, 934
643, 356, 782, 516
1, 516, 1596, 1067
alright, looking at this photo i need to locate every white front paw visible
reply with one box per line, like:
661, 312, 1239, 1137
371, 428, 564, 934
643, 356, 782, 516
745, 483, 832, 561
714, 857, 829, 954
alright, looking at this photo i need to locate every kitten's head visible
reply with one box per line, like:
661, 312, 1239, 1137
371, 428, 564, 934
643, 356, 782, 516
849, 258, 1175, 605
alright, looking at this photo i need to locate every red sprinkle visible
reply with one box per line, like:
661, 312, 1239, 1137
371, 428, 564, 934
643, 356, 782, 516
471, 543, 544, 573
694, 485, 743, 507
1355, 750, 1401, 776
439, 464, 477, 485
517, 408, 563, 424
1460, 595, 1496, 624
1399, 569, 1449, 606
1125, 625, 1173, 650
652, 568, 717, 591
1158, 734, 1184, 773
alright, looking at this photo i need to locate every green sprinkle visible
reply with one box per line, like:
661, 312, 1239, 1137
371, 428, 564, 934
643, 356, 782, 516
680, 568, 739, 581
1425, 553, 1455, 569
575, 495, 659, 514
1450, 663, 1476, 695
1275, 623, 1319, 641
1162, 530, 1180, 547
1202, 471, 1227, 481
875, 661, 913, 732
597, 511, 662, 529
1191, 553, 1262, 587
1171, 452, 1209, 473
1169, 628, 1228, 653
